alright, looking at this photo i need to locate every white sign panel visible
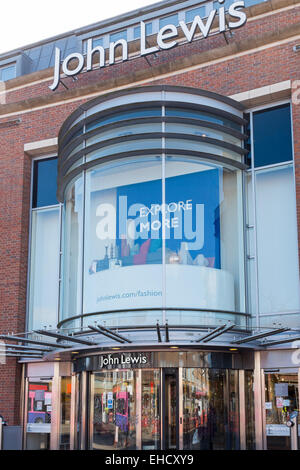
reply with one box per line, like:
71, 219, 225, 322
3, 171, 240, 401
266, 425, 290, 437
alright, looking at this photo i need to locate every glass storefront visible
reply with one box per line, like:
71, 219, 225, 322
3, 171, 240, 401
265, 373, 299, 451
26, 380, 52, 450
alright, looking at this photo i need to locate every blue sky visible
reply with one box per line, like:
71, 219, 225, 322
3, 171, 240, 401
1, 0, 156, 53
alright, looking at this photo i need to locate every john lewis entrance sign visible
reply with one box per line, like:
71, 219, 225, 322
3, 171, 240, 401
98, 353, 150, 369
50, 1, 247, 91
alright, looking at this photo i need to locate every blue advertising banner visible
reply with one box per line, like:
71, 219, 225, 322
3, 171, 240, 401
116, 169, 220, 268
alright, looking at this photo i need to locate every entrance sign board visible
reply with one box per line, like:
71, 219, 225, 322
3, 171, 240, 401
98, 352, 149, 369
50, 1, 247, 91
74, 351, 242, 372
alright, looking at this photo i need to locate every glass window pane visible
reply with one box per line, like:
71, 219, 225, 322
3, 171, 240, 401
63, 127, 83, 149
245, 371, 255, 450
253, 104, 293, 168
60, 176, 84, 326
214, 0, 237, 10
245, 0, 266, 6
259, 313, 300, 329
65, 157, 84, 176
1, 64, 16, 81
165, 138, 242, 162
28, 208, 60, 330
64, 142, 84, 161
86, 108, 161, 132
83, 157, 163, 328
86, 139, 162, 163
33, 158, 58, 208
165, 122, 241, 146
186, 6, 206, 23
165, 107, 242, 131
60, 377, 72, 450
246, 173, 257, 317
244, 114, 251, 167
26, 380, 52, 450
183, 369, 240, 450
134, 23, 152, 39
75, 375, 81, 449
265, 373, 299, 450
255, 165, 300, 315
86, 122, 161, 148
159, 14, 179, 29
133, 26, 140, 40
110, 30, 127, 42
93, 37, 104, 47
165, 158, 245, 325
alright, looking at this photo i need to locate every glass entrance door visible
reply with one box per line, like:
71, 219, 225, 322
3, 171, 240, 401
182, 369, 240, 450
90, 369, 161, 450
89, 367, 241, 450
141, 370, 161, 450
163, 369, 178, 450
90, 370, 137, 450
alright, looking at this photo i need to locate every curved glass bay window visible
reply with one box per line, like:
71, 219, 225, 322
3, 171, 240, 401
58, 86, 248, 330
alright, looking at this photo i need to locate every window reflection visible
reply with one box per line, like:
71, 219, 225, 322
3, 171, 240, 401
86, 108, 161, 133
32, 158, 58, 208
61, 176, 84, 325
142, 370, 161, 450
165, 158, 244, 316
91, 371, 137, 450
28, 208, 60, 330
165, 107, 242, 131
60, 377, 72, 450
265, 373, 299, 451
253, 104, 293, 168
182, 369, 239, 450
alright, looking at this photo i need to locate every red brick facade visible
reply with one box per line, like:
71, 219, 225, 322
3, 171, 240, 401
0, 0, 299, 425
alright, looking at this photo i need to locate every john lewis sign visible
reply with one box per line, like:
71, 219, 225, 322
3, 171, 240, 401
98, 353, 149, 369
50, 1, 247, 91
